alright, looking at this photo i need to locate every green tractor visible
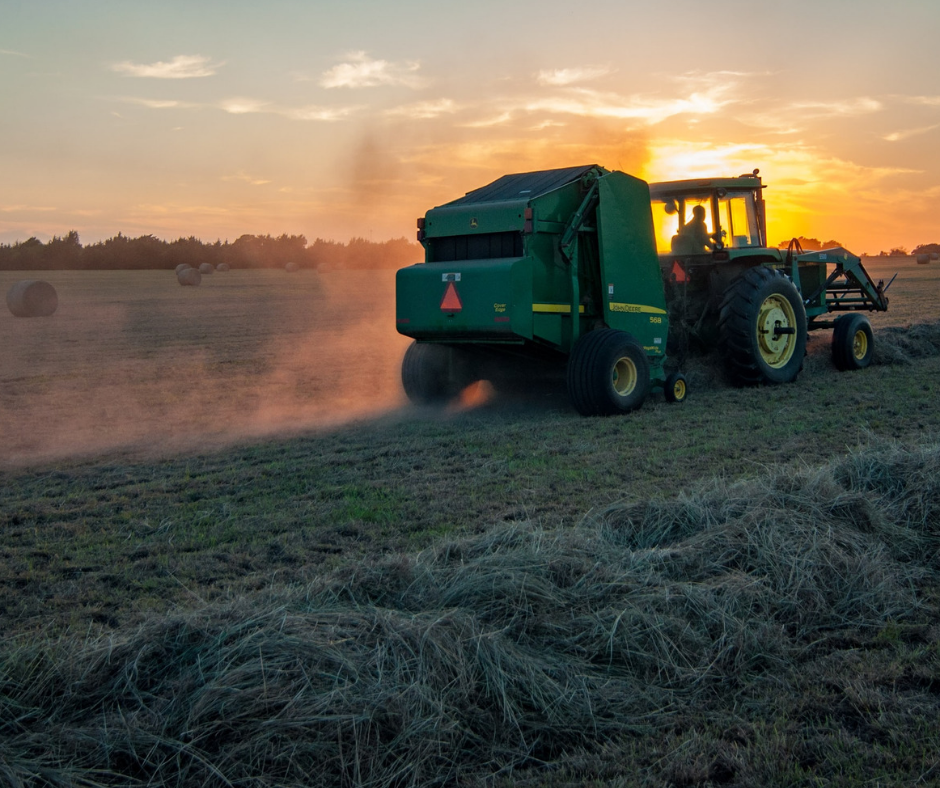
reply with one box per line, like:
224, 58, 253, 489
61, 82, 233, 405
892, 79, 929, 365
395, 165, 890, 415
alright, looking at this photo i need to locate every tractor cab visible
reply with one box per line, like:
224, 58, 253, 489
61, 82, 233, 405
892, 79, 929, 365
649, 171, 767, 259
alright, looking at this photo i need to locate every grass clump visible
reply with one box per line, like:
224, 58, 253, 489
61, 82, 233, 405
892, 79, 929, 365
1, 443, 940, 786
874, 321, 940, 365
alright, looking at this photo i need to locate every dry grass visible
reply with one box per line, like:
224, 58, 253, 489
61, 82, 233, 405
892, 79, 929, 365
1, 443, 939, 786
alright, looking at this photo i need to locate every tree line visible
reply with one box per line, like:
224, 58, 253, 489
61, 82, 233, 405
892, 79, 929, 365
0, 232, 422, 271
4, 231, 936, 272
776, 236, 940, 257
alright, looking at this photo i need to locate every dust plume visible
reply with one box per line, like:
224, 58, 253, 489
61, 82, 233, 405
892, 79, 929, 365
333, 118, 650, 236
0, 269, 413, 468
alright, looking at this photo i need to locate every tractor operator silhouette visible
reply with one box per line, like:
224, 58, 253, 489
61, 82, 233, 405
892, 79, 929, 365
675, 204, 715, 254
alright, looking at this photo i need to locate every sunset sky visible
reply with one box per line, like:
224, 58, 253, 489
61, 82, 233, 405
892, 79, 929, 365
2, 0, 939, 254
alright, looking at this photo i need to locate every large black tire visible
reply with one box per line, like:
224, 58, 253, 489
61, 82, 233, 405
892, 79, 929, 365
567, 329, 651, 416
401, 342, 468, 405
832, 313, 874, 371
717, 267, 807, 386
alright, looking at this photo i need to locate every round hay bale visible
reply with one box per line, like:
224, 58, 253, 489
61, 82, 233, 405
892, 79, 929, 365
198, 262, 214, 275
216, 263, 230, 272
177, 268, 202, 286
931, 252, 939, 261
6, 280, 58, 317
285, 261, 299, 273
175, 263, 191, 274
916, 254, 930, 265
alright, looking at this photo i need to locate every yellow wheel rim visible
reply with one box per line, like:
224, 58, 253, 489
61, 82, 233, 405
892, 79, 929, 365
756, 293, 797, 368
673, 378, 687, 401
612, 357, 637, 396
852, 329, 868, 360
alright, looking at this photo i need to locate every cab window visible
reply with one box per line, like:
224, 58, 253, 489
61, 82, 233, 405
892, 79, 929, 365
651, 196, 716, 254
719, 194, 759, 248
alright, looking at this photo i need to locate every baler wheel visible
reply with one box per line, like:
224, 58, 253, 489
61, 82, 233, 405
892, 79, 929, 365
664, 371, 688, 403
401, 341, 467, 405
567, 329, 650, 416
717, 266, 807, 386
832, 313, 874, 370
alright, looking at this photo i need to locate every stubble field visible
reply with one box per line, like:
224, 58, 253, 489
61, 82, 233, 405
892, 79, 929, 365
1, 257, 940, 786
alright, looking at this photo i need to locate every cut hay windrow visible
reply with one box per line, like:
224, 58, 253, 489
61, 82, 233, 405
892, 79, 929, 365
873, 321, 940, 364
677, 319, 940, 392
1, 443, 939, 786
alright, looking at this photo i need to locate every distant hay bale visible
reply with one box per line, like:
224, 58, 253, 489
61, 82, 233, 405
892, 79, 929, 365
285, 261, 299, 272
174, 263, 191, 274
177, 268, 202, 286
916, 254, 930, 265
198, 262, 214, 274
6, 280, 58, 317
216, 263, 230, 272
932, 253, 939, 261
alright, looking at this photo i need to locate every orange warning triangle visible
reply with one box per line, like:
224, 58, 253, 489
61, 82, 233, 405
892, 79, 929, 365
671, 260, 688, 283
440, 281, 463, 311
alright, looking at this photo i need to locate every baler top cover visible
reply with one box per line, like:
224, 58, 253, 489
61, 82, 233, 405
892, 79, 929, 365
442, 164, 603, 207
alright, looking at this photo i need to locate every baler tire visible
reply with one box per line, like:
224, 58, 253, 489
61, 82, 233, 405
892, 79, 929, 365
664, 371, 688, 404
832, 314, 874, 371
717, 266, 807, 386
567, 329, 650, 416
401, 342, 466, 405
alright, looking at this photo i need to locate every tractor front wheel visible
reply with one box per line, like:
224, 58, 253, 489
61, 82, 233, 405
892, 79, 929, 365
832, 313, 874, 370
664, 371, 688, 403
567, 329, 650, 416
401, 342, 468, 405
717, 267, 807, 386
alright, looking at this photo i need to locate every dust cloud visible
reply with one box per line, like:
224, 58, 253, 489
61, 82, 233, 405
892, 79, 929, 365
333, 119, 650, 238
0, 269, 414, 468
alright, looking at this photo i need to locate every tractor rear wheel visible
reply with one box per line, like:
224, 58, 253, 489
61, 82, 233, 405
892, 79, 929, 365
401, 342, 468, 405
832, 313, 874, 370
567, 329, 650, 416
717, 266, 807, 386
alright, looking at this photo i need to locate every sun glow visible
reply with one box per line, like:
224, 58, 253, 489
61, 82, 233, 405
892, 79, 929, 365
642, 140, 916, 249
452, 380, 496, 411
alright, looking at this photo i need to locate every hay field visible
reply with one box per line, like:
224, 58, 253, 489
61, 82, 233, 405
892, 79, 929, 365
2, 256, 940, 786
0, 256, 934, 469
1, 268, 411, 467
859, 255, 940, 326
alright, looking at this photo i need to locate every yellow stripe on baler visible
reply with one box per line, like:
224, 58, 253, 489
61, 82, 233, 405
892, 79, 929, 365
532, 303, 585, 314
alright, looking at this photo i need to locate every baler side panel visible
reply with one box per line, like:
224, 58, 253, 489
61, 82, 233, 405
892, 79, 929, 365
596, 173, 669, 357
396, 259, 533, 341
